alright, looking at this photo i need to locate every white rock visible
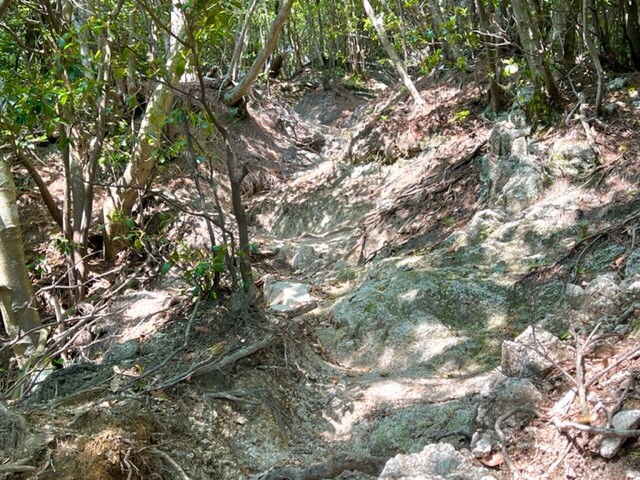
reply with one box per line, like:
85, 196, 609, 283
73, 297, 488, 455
600, 410, 640, 458
263, 276, 316, 313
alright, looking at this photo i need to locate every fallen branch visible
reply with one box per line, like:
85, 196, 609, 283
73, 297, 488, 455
0, 464, 36, 474
545, 438, 572, 476
143, 334, 276, 392
552, 418, 640, 437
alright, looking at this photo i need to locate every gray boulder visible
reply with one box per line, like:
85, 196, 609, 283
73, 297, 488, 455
501, 326, 564, 377
379, 442, 498, 480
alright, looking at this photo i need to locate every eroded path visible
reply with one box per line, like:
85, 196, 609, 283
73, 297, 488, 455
7, 72, 640, 480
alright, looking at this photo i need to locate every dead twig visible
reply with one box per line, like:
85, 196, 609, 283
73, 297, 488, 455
545, 437, 572, 476
586, 345, 640, 389
183, 296, 201, 347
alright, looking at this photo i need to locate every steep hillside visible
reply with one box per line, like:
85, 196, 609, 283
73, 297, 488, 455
3, 70, 640, 480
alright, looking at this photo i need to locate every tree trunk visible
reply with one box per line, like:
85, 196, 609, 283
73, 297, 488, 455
624, 0, 640, 69
0, 153, 42, 348
223, 0, 294, 107
14, 148, 63, 229
426, 0, 460, 63
103, 0, 186, 260
362, 0, 425, 109
0, 0, 13, 19
476, 0, 503, 111
225, 141, 255, 296
582, 0, 604, 114
511, 0, 562, 104
57, 27, 110, 298
511, 0, 545, 81
226, 0, 260, 84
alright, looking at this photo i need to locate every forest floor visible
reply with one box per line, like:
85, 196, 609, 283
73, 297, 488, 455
4, 67, 640, 480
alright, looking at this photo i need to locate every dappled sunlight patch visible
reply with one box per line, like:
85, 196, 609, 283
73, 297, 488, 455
396, 288, 420, 302
111, 290, 175, 343
486, 312, 507, 330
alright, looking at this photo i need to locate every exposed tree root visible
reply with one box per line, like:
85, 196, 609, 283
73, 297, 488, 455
143, 447, 192, 480
142, 333, 277, 392
258, 453, 387, 480
515, 208, 640, 286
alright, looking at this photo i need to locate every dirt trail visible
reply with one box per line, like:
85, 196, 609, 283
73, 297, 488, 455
6, 72, 640, 480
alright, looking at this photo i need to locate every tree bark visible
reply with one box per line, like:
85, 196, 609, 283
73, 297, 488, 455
476, 0, 503, 111
14, 148, 63, 229
511, 0, 545, 81
511, 0, 562, 104
223, 0, 294, 107
0, 153, 42, 347
624, 0, 640, 69
362, 0, 425, 109
582, 0, 604, 114
0, 0, 12, 19
226, 0, 260, 84
55, 10, 111, 297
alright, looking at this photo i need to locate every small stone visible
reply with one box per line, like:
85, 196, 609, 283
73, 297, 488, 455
501, 326, 564, 377
471, 431, 494, 458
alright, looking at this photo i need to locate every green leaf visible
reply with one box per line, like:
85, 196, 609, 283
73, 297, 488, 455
175, 57, 186, 78
161, 262, 173, 274
195, 261, 209, 276
212, 261, 225, 273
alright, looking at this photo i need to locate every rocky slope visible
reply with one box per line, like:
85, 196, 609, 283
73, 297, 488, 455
2, 71, 640, 480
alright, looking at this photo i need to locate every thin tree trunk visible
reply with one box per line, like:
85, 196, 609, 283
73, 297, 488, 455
226, 0, 260, 84
511, 0, 545, 81
0, 153, 42, 348
511, 0, 562, 104
582, 0, 604, 114
0, 0, 12, 19
14, 148, 63, 228
59, 29, 110, 298
426, 1, 459, 63
223, 0, 294, 107
189, 40, 255, 297
624, 0, 640, 69
476, 0, 503, 111
396, 0, 409, 61
103, 0, 186, 260
303, 1, 323, 68
362, 0, 425, 109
